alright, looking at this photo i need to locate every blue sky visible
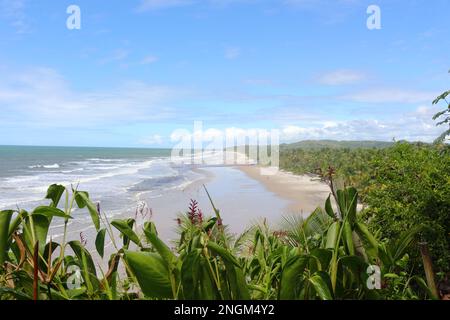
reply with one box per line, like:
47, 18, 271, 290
0, 0, 449, 147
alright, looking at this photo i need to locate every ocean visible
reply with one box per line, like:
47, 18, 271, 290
0, 145, 204, 220
0, 145, 295, 245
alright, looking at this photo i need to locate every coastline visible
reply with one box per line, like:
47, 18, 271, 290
45, 163, 332, 267
137, 165, 291, 243
237, 165, 331, 216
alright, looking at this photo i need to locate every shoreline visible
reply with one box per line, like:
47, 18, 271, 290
236, 165, 331, 216
45, 163, 332, 268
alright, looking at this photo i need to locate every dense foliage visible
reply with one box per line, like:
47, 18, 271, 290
280, 142, 450, 283
280, 146, 380, 189
281, 140, 393, 150
0, 183, 436, 300
362, 143, 450, 275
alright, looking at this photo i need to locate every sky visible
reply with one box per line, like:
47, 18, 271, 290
0, 0, 449, 147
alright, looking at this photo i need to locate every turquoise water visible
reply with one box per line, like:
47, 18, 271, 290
0, 145, 201, 218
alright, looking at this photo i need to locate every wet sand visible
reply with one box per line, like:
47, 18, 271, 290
52, 164, 331, 269
237, 165, 331, 215
137, 166, 291, 243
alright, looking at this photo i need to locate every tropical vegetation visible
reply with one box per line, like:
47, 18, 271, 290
0, 173, 443, 300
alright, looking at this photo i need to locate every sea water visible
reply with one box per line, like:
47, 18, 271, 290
0, 145, 203, 221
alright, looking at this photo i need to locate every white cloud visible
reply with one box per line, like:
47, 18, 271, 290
318, 69, 365, 85
280, 106, 442, 143
139, 134, 164, 145
140, 55, 159, 65
0, 67, 185, 128
416, 105, 431, 115
170, 126, 274, 146
342, 89, 437, 104
0, 0, 29, 33
224, 46, 241, 60
99, 49, 129, 65
0, 67, 442, 145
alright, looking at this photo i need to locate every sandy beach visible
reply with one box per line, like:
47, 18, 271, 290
237, 166, 331, 215
137, 166, 291, 243
46, 164, 332, 267
136, 165, 331, 243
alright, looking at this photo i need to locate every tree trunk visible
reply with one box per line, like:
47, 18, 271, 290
419, 242, 439, 299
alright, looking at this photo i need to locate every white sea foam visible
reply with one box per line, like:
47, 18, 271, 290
61, 168, 85, 173
86, 158, 120, 162
3, 175, 40, 184
28, 163, 60, 169
0, 155, 206, 231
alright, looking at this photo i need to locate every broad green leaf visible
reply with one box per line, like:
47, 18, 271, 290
354, 221, 379, 259
280, 255, 309, 299
206, 240, 249, 299
204, 217, 217, 232
8, 210, 27, 239
0, 210, 14, 265
207, 241, 240, 267
0, 287, 32, 300
67, 287, 88, 299
309, 248, 332, 271
95, 229, 106, 258
111, 219, 141, 247
181, 249, 202, 299
223, 260, 250, 300
123, 250, 173, 299
325, 195, 335, 218
23, 214, 51, 254
68, 241, 97, 277
343, 220, 355, 255
325, 221, 341, 249
143, 222, 177, 268
48, 289, 70, 300
75, 191, 100, 231
336, 187, 358, 223
336, 189, 345, 217
45, 184, 66, 207
33, 206, 71, 219
308, 272, 333, 300
346, 187, 358, 226
377, 243, 394, 267
338, 255, 367, 281
42, 241, 60, 272
199, 257, 216, 299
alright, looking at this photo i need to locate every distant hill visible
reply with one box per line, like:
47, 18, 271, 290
281, 140, 394, 150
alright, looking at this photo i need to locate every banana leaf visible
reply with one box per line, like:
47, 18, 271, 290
111, 219, 141, 247
124, 250, 173, 299
0, 210, 14, 265
45, 184, 66, 207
